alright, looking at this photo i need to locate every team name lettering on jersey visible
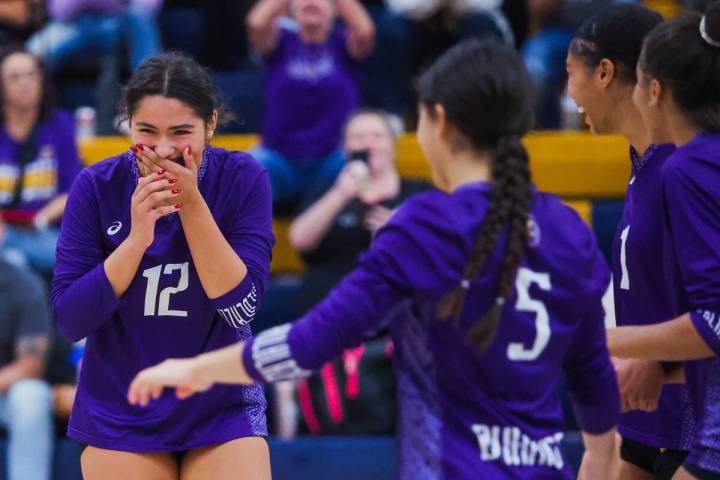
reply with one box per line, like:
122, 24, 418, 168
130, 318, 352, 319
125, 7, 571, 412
699, 309, 720, 337
472, 424, 564, 470
217, 283, 259, 328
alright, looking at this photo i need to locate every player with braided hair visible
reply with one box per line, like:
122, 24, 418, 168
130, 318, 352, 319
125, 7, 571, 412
128, 40, 621, 479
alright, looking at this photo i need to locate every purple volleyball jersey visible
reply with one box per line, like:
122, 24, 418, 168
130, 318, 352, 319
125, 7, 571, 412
51, 147, 274, 451
261, 25, 361, 159
661, 132, 720, 473
612, 144, 690, 449
0, 110, 82, 213
243, 183, 620, 479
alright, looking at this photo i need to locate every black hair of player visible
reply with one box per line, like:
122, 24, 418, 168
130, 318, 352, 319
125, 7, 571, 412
0, 45, 55, 124
121, 51, 231, 127
570, 4, 663, 84
418, 39, 535, 352
639, 2, 720, 132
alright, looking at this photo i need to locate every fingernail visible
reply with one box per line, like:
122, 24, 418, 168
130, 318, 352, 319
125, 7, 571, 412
172, 189, 179, 194
130, 146, 137, 154
188, 146, 192, 155
157, 170, 165, 176
168, 179, 177, 185
137, 157, 143, 163
175, 203, 183, 209
138, 144, 144, 151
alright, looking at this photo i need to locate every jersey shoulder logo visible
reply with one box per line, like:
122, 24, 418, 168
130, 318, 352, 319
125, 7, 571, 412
107, 221, 122, 236
527, 214, 541, 248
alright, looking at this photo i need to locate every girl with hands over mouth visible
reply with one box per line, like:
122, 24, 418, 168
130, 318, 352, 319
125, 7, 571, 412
51, 52, 274, 480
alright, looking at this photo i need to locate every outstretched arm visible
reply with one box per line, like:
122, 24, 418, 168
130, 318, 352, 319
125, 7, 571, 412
607, 313, 713, 361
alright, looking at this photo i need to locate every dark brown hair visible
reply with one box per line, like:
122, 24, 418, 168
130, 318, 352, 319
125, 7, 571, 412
570, 4, 663, 84
0, 45, 55, 124
121, 51, 231, 126
639, 2, 720, 132
418, 40, 534, 352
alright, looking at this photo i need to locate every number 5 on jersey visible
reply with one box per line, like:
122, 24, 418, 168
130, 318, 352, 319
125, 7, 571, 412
508, 268, 552, 362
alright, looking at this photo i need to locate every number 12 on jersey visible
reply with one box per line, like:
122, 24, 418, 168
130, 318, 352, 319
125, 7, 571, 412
142, 263, 190, 317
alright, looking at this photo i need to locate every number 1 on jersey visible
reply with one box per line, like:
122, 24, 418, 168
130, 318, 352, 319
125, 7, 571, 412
619, 225, 630, 290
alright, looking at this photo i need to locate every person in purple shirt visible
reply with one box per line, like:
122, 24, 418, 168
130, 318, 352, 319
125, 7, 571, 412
129, 40, 621, 479
0, 46, 83, 274
607, 4, 720, 480
247, 0, 375, 204
566, 5, 691, 479
51, 52, 274, 479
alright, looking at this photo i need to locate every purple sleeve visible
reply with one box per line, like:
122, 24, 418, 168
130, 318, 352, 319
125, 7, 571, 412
50, 170, 121, 341
563, 242, 620, 434
691, 309, 720, 357
663, 156, 720, 352
48, 0, 121, 21
241, 198, 443, 382
54, 112, 83, 194
210, 170, 274, 327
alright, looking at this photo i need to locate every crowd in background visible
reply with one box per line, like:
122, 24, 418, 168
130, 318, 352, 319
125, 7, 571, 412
0, 0, 714, 478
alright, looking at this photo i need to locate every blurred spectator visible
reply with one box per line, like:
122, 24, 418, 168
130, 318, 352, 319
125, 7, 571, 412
523, 0, 636, 129
0, 1, 46, 44
26, 0, 162, 133
0, 46, 83, 275
247, 0, 375, 205
289, 109, 429, 312
0, 217, 54, 480
363, 0, 512, 123
26, 0, 162, 73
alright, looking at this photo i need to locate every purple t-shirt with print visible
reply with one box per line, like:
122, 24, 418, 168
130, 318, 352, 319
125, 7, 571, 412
261, 25, 360, 159
0, 110, 82, 216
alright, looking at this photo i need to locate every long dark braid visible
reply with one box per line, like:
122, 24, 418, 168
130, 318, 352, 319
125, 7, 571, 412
420, 40, 535, 352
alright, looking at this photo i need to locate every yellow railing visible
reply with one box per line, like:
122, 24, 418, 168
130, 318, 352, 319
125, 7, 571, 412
79, 132, 626, 272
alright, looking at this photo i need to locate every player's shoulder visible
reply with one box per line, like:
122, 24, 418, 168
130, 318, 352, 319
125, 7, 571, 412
532, 191, 603, 271
81, 152, 134, 185
67, 152, 134, 208
388, 187, 471, 239
663, 131, 720, 179
205, 147, 268, 191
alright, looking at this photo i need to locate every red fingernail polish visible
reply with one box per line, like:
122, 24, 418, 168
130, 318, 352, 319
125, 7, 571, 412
157, 170, 165, 176
130, 146, 137, 154
172, 189, 179, 194
138, 144, 144, 151
175, 203, 183, 209
168, 179, 177, 185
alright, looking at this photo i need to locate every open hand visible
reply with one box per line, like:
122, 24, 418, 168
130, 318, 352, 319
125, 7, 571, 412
128, 358, 214, 407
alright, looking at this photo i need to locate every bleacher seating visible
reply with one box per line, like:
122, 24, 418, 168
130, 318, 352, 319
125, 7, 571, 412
78, 131, 629, 268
